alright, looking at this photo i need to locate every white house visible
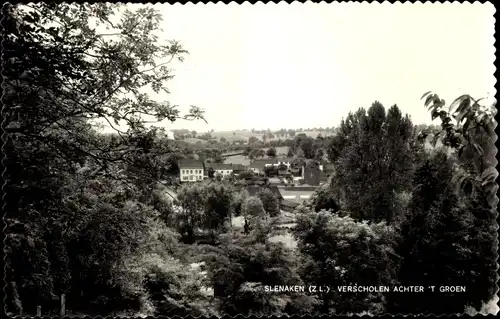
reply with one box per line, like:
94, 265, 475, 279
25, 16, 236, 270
179, 159, 204, 182
207, 163, 234, 177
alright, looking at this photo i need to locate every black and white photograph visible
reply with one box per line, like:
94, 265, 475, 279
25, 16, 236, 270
2, 1, 498, 317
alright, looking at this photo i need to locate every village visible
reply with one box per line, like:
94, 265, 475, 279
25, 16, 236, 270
177, 155, 336, 211
6, 2, 497, 317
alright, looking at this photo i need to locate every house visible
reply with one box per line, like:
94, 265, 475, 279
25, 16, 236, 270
276, 157, 294, 168
179, 159, 204, 182
249, 159, 275, 175
232, 164, 248, 175
303, 160, 326, 186
277, 163, 290, 176
206, 163, 234, 177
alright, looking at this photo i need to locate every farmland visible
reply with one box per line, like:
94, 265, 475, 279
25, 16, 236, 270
223, 154, 251, 166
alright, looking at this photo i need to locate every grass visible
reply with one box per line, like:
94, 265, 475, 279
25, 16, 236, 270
296, 130, 334, 138
185, 137, 208, 144
224, 155, 251, 166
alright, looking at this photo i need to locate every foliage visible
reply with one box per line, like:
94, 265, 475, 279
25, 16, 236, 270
390, 150, 497, 314
293, 210, 399, 315
2, 2, 210, 314
200, 229, 316, 316
248, 136, 258, 144
292, 135, 316, 159
266, 147, 277, 158
420, 92, 497, 202
308, 184, 340, 213
241, 196, 267, 233
257, 188, 281, 217
326, 102, 415, 222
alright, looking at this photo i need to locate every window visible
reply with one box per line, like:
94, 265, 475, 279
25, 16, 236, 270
190, 169, 193, 174
183, 176, 188, 181
189, 175, 194, 180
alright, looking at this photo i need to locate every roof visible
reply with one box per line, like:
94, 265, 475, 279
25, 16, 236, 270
206, 163, 234, 170
250, 161, 267, 169
305, 160, 321, 169
252, 159, 278, 165
179, 159, 204, 169
280, 199, 299, 210
232, 164, 248, 171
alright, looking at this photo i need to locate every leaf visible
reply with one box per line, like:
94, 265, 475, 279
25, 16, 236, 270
476, 112, 486, 124
425, 94, 436, 108
421, 91, 432, 100
457, 145, 466, 157
431, 110, 440, 120
472, 143, 484, 157
481, 167, 497, 185
449, 94, 470, 114
454, 106, 471, 124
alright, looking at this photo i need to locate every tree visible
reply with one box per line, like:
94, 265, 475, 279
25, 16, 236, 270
314, 148, 324, 161
203, 182, 234, 243
257, 188, 280, 217
213, 154, 224, 164
201, 230, 316, 316
390, 150, 497, 314
248, 136, 258, 144
3, 3, 205, 315
326, 102, 414, 222
420, 92, 496, 203
266, 147, 277, 158
241, 197, 266, 233
220, 137, 227, 143
308, 184, 339, 213
238, 170, 255, 180
294, 210, 398, 315
243, 146, 252, 157
175, 184, 206, 244
207, 167, 215, 178
264, 166, 277, 177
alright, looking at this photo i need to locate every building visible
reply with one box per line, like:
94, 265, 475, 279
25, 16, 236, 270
206, 163, 234, 177
278, 186, 317, 204
249, 160, 271, 175
277, 163, 291, 177
179, 159, 204, 182
232, 164, 248, 175
276, 157, 294, 168
303, 160, 327, 186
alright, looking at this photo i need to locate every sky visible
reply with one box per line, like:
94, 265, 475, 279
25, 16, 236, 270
115, 2, 496, 133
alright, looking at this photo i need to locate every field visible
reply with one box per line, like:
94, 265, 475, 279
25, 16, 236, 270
296, 130, 334, 138
184, 138, 209, 144
210, 131, 264, 143
224, 155, 251, 166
